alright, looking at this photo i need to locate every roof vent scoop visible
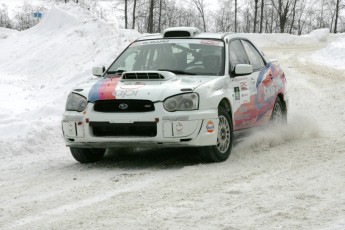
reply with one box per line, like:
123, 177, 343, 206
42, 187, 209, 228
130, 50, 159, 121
163, 27, 201, 38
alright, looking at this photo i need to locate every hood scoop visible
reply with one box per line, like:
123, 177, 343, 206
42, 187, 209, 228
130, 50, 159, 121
121, 71, 176, 81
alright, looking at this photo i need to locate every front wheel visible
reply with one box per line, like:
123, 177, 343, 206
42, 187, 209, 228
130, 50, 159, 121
70, 147, 106, 163
200, 107, 233, 162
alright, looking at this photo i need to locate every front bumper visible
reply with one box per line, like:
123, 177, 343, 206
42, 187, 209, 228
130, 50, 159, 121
62, 102, 218, 148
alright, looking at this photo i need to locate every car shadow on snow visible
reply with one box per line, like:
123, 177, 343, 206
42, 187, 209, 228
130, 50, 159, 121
90, 147, 203, 169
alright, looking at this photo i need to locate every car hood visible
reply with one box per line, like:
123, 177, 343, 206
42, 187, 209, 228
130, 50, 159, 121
73, 71, 217, 102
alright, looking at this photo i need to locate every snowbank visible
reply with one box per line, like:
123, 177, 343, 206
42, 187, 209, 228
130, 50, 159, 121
0, 27, 18, 39
311, 35, 345, 70
0, 3, 140, 142
302, 28, 330, 42
238, 29, 345, 71
239, 29, 334, 49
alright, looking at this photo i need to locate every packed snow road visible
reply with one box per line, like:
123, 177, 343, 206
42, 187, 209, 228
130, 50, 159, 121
1, 44, 345, 229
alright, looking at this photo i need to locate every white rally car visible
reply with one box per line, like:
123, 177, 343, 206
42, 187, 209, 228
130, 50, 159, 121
62, 27, 288, 163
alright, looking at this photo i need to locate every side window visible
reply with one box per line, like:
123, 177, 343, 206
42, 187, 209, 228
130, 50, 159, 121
229, 39, 249, 72
241, 40, 265, 71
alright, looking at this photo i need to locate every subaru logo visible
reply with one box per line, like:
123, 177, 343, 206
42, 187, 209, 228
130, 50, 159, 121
119, 103, 128, 110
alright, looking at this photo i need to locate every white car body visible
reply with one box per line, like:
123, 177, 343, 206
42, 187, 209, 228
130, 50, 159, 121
62, 27, 288, 163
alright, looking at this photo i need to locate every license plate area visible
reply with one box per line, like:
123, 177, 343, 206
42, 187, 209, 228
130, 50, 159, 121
90, 122, 157, 137
62, 121, 84, 138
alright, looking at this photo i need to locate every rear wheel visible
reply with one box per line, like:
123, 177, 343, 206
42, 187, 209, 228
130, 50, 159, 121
200, 107, 233, 162
270, 97, 286, 125
70, 147, 106, 163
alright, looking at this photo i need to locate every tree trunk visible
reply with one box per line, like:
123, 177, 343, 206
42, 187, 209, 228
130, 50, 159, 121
147, 0, 154, 33
334, 0, 340, 33
289, 0, 297, 34
260, 0, 264, 33
235, 0, 237, 32
319, 0, 324, 28
270, 6, 274, 33
132, 0, 137, 29
254, 0, 259, 32
158, 0, 163, 32
272, 0, 292, 33
124, 0, 128, 29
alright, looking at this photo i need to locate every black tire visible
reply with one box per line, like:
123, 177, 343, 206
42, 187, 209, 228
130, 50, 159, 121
200, 107, 234, 162
270, 97, 287, 125
70, 147, 106, 163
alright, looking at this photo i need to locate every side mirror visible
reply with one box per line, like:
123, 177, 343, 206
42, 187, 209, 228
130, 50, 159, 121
234, 64, 253, 76
92, 66, 105, 77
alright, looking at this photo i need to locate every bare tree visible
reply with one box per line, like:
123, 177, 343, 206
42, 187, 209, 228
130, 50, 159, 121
334, 0, 340, 33
260, 0, 265, 33
147, 0, 154, 33
253, 0, 259, 32
318, 0, 325, 28
235, 0, 237, 32
215, 0, 233, 32
296, 0, 307, 35
124, 0, 128, 29
132, 0, 137, 29
0, 4, 12, 28
13, 2, 47, 31
191, 0, 207, 31
289, 0, 298, 34
157, 0, 163, 32
271, 0, 293, 33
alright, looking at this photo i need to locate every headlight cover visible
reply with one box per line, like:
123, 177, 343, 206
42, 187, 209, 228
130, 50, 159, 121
65, 93, 87, 112
164, 93, 199, 112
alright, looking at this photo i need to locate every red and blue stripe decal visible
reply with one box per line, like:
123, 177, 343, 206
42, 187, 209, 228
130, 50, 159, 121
88, 77, 120, 102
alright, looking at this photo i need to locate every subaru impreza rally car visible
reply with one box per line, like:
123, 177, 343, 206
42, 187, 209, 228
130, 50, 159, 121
62, 27, 288, 163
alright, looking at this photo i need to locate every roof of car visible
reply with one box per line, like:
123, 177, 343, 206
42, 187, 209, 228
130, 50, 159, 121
136, 27, 235, 42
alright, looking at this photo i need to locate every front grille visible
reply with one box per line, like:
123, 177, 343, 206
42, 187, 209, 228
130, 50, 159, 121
90, 122, 157, 137
122, 72, 164, 80
94, 100, 155, 112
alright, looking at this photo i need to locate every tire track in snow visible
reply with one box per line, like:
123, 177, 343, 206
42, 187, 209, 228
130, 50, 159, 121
6, 169, 177, 229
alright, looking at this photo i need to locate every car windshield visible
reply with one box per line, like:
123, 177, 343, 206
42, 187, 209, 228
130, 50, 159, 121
106, 39, 225, 76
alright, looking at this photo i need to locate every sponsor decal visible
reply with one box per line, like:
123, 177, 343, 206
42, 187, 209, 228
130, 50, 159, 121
240, 82, 248, 90
206, 120, 214, 133
112, 89, 139, 98
108, 82, 145, 98
176, 122, 183, 132
136, 40, 170, 46
200, 40, 224, 47
133, 39, 224, 47
234, 87, 240, 100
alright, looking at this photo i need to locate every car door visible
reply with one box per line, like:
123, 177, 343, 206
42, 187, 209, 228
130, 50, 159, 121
229, 39, 257, 130
241, 39, 271, 127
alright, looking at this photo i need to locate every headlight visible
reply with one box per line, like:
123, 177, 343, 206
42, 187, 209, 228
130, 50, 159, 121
65, 93, 87, 112
164, 93, 199, 112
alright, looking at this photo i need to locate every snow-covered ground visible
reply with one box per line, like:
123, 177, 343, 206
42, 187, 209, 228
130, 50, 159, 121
1, 4, 345, 230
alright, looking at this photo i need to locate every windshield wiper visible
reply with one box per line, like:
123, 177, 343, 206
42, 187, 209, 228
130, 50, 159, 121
158, 69, 196, 75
